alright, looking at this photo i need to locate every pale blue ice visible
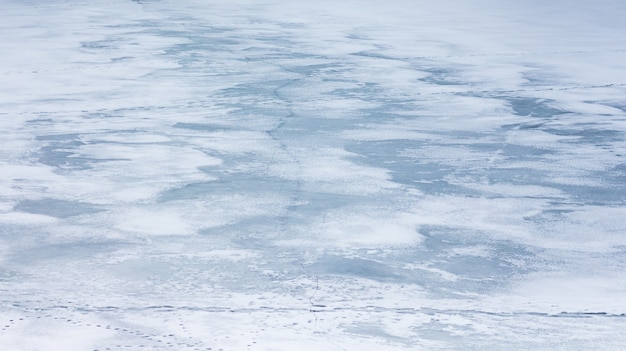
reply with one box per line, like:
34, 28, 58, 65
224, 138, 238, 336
1, 0, 626, 350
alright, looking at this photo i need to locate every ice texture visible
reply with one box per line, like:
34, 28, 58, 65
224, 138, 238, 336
1, 0, 626, 350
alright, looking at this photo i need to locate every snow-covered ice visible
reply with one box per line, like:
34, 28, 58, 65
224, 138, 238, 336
1, 0, 626, 350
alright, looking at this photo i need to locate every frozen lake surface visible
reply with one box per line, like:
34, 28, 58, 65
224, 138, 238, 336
1, 0, 626, 349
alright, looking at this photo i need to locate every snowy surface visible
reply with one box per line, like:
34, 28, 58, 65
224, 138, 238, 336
1, 0, 626, 350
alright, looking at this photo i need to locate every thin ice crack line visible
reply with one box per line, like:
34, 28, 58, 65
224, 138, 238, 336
417, 83, 626, 98
307, 275, 321, 334
264, 74, 305, 237
351, 49, 626, 62
6, 304, 626, 318
266, 68, 330, 322
308, 275, 321, 310
11, 82, 626, 118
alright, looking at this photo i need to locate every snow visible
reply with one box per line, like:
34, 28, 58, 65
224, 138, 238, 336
1, 0, 626, 350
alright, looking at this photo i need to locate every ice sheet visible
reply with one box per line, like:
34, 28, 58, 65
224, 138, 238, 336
2, 0, 626, 350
